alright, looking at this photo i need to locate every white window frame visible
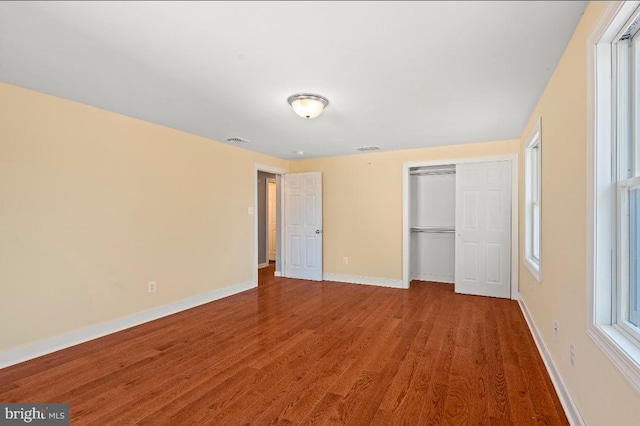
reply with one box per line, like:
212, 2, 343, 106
524, 118, 542, 282
587, 0, 640, 394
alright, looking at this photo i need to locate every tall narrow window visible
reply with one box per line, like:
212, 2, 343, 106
589, 1, 640, 392
630, 187, 640, 326
524, 119, 541, 281
615, 20, 640, 343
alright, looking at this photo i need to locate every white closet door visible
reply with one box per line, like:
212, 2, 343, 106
455, 161, 511, 298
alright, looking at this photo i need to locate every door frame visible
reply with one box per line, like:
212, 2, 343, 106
254, 163, 288, 287
402, 154, 519, 299
266, 178, 277, 263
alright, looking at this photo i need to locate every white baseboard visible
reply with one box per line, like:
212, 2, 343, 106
0, 280, 256, 370
258, 262, 269, 269
410, 273, 454, 284
274, 270, 282, 277
323, 273, 404, 289
518, 296, 584, 426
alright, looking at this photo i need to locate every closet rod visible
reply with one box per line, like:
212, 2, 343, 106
410, 170, 456, 176
410, 227, 455, 233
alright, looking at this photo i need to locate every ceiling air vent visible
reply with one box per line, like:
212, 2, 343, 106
225, 136, 250, 144
354, 145, 381, 152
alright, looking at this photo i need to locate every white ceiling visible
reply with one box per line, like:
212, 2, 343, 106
0, 1, 587, 160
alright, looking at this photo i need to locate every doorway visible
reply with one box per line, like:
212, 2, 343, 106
254, 164, 287, 287
257, 171, 276, 270
253, 165, 324, 287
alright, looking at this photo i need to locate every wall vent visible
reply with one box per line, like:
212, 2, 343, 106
225, 136, 250, 144
354, 145, 381, 152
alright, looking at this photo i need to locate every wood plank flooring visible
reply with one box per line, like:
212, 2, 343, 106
0, 265, 568, 425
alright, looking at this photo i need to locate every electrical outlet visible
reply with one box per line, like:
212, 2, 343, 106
554, 321, 559, 340
148, 281, 157, 293
570, 343, 575, 366
343, 257, 348, 265
248, 207, 254, 215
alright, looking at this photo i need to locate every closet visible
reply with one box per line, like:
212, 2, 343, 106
409, 165, 456, 283
406, 160, 513, 298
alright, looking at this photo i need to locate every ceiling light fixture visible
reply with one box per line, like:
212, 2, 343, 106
287, 93, 329, 119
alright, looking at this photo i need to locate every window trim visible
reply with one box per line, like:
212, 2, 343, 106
524, 118, 542, 282
587, 0, 640, 394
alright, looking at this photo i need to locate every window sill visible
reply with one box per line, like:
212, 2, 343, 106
524, 257, 541, 282
587, 323, 640, 393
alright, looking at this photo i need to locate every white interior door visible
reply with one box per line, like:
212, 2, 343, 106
455, 161, 511, 298
267, 180, 277, 261
284, 172, 322, 280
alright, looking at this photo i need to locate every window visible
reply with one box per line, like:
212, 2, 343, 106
524, 119, 541, 281
616, 23, 640, 342
589, 1, 640, 393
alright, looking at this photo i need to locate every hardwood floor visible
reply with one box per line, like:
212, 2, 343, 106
0, 265, 568, 425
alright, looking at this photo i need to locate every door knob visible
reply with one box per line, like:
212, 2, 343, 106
315, 229, 322, 234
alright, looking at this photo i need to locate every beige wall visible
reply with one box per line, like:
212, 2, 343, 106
518, 2, 640, 425
0, 82, 288, 351
290, 140, 518, 280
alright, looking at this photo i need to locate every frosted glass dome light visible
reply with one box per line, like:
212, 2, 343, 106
287, 93, 329, 119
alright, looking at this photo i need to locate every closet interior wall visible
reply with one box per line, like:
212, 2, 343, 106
410, 165, 456, 283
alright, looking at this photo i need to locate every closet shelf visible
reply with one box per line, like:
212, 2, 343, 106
410, 226, 455, 233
